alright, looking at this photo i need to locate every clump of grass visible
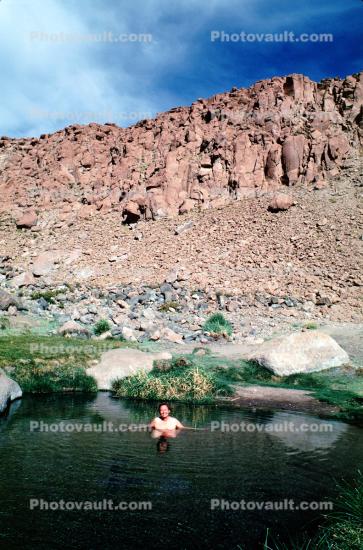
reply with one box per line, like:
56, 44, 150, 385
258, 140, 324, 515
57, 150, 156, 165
94, 319, 110, 336
11, 360, 97, 393
265, 471, 363, 550
304, 322, 318, 330
113, 368, 218, 403
30, 289, 64, 304
0, 316, 10, 330
113, 368, 216, 403
158, 301, 180, 312
112, 354, 232, 403
203, 313, 233, 337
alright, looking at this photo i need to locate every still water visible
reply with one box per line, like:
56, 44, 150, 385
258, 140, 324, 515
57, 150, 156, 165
0, 393, 362, 549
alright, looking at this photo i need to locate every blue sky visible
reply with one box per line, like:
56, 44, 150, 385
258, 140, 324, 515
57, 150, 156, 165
1, 0, 362, 137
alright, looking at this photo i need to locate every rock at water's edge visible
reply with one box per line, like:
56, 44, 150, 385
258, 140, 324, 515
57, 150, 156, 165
249, 331, 349, 376
0, 368, 22, 414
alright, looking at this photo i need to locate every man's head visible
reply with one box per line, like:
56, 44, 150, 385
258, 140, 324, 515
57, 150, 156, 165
158, 402, 171, 419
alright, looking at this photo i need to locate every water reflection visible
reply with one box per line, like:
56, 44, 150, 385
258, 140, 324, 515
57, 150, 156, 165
156, 436, 170, 454
0, 393, 362, 550
265, 412, 348, 452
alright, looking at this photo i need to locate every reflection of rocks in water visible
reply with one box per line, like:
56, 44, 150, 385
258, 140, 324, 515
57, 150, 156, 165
266, 412, 348, 452
0, 398, 22, 432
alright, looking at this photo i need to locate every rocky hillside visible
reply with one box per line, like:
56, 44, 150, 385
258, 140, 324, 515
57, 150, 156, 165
0, 71, 362, 332
0, 72, 362, 224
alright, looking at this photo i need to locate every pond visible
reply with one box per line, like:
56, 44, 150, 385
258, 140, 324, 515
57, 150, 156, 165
0, 393, 362, 549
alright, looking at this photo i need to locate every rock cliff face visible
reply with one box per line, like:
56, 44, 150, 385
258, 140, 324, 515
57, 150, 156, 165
0, 72, 362, 222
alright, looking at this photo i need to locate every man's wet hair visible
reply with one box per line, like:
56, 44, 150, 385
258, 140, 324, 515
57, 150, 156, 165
158, 402, 171, 413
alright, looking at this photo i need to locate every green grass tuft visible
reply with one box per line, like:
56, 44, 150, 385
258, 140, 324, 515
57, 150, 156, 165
94, 319, 110, 336
112, 354, 233, 403
203, 313, 233, 336
265, 471, 363, 550
304, 322, 318, 330
0, 316, 10, 330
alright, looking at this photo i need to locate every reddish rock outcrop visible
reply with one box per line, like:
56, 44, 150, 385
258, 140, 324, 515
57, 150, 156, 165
0, 72, 362, 222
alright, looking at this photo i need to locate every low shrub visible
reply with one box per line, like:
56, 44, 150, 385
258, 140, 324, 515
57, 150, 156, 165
203, 313, 233, 336
94, 319, 110, 336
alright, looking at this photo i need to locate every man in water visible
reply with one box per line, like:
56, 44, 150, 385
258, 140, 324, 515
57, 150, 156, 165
149, 402, 184, 436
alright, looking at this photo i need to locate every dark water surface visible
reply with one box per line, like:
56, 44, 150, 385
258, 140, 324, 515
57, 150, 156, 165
0, 393, 362, 550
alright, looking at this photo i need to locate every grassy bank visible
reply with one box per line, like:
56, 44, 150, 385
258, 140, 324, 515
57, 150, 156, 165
264, 471, 363, 550
112, 351, 363, 418
0, 334, 127, 393
219, 360, 363, 420
1, 334, 362, 418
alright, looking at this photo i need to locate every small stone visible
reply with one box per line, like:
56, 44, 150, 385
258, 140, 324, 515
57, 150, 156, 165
175, 220, 194, 235
122, 326, 137, 342
150, 330, 160, 341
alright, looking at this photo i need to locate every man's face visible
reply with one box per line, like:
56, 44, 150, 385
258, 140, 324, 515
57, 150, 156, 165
159, 405, 170, 419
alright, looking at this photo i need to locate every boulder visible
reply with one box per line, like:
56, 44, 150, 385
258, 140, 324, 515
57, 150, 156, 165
16, 211, 38, 229
32, 249, 81, 277
0, 368, 22, 414
268, 194, 293, 212
0, 289, 20, 311
161, 327, 184, 344
249, 331, 349, 376
86, 348, 172, 390
32, 251, 59, 276
9, 271, 35, 288
58, 320, 91, 337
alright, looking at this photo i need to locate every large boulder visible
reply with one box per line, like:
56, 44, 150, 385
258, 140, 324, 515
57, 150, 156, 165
0, 289, 20, 311
8, 271, 36, 288
249, 331, 349, 376
86, 348, 172, 390
0, 368, 22, 414
58, 320, 91, 338
32, 251, 59, 276
32, 249, 81, 277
